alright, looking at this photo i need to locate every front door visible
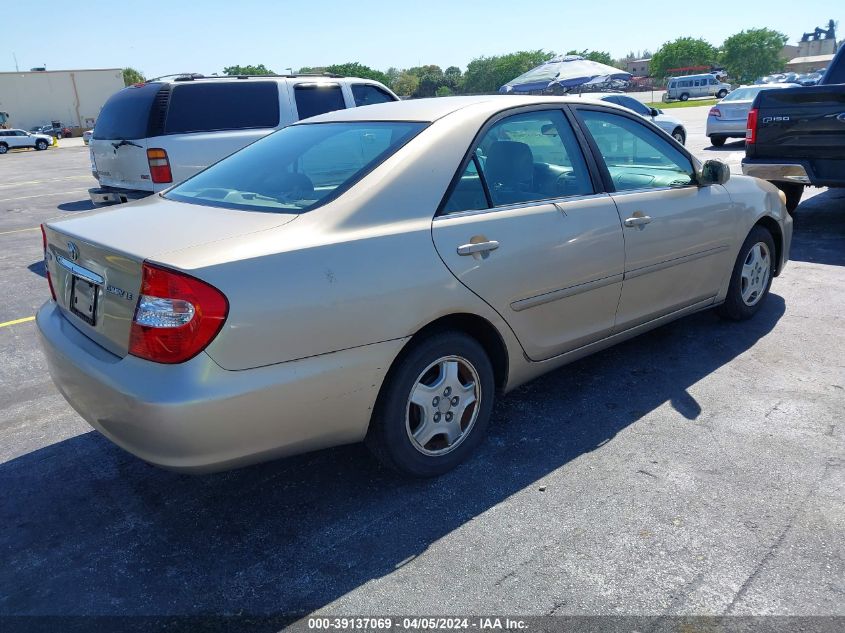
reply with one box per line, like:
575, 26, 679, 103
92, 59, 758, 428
574, 107, 737, 330
432, 107, 625, 361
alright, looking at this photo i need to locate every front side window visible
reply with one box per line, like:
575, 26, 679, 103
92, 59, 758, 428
351, 84, 396, 107
165, 121, 425, 213
579, 110, 695, 191
475, 110, 592, 206
294, 84, 346, 120
165, 82, 280, 134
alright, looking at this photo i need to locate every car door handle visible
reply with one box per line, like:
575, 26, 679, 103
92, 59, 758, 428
457, 240, 500, 256
624, 215, 652, 227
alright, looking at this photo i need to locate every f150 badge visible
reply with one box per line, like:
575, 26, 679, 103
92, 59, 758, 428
762, 116, 790, 123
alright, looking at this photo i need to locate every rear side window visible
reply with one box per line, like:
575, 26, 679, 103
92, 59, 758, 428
294, 84, 346, 120
93, 82, 162, 140
165, 82, 280, 134
351, 84, 396, 106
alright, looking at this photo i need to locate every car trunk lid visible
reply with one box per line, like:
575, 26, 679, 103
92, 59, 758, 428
43, 196, 297, 357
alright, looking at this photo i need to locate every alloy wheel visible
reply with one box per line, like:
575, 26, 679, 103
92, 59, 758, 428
740, 242, 771, 306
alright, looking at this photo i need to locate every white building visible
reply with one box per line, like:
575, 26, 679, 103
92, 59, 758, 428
0, 68, 124, 132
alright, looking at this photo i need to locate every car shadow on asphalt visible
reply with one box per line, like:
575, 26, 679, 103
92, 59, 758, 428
788, 189, 845, 267
703, 141, 745, 152
0, 295, 786, 621
57, 200, 96, 212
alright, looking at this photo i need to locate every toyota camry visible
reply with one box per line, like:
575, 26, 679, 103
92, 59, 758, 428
38, 96, 792, 477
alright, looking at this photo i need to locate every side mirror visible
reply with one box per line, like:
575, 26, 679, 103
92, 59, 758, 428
699, 159, 730, 186
649, 107, 660, 117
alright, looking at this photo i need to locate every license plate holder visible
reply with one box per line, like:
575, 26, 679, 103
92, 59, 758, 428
71, 276, 99, 326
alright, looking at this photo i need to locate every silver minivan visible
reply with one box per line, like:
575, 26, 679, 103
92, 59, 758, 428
664, 74, 731, 102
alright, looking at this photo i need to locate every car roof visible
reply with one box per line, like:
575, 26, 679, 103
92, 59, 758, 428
298, 95, 619, 124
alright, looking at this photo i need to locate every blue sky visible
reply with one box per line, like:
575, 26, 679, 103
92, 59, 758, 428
5, 0, 841, 77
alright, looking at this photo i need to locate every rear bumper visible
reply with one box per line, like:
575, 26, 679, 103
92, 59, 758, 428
742, 158, 845, 188
88, 186, 152, 206
37, 301, 404, 473
706, 118, 746, 137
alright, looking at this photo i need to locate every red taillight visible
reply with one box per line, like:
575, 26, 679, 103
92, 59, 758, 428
129, 262, 228, 364
709, 107, 722, 118
40, 224, 56, 300
746, 108, 758, 144
147, 148, 172, 184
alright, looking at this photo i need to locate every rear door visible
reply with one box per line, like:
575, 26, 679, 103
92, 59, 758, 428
148, 81, 284, 187
432, 106, 625, 361
90, 82, 161, 191
574, 106, 736, 329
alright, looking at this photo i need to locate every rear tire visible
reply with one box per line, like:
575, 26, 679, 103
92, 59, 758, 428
716, 226, 776, 321
672, 128, 686, 145
35, 139, 48, 150
776, 182, 803, 213
679, 92, 689, 102
716, 89, 728, 98
0, 143, 7, 155
709, 135, 726, 147
366, 332, 495, 477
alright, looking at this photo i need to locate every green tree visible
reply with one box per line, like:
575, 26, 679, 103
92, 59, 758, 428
720, 28, 788, 83
463, 50, 553, 94
435, 86, 453, 97
444, 66, 463, 91
322, 62, 391, 86
223, 64, 275, 76
566, 50, 619, 68
406, 65, 444, 98
122, 67, 145, 86
649, 37, 717, 79
392, 72, 420, 97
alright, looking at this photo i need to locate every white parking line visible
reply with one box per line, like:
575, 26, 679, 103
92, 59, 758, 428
0, 175, 90, 190
0, 227, 40, 236
0, 188, 88, 203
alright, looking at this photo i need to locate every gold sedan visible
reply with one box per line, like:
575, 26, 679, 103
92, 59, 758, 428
37, 96, 792, 476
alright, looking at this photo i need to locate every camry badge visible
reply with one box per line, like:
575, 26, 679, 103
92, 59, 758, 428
67, 241, 80, 261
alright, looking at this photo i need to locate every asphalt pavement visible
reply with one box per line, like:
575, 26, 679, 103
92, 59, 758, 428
0, 120, 843, 624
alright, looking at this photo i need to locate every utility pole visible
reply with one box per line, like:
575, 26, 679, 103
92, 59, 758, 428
12, 52, 19, 72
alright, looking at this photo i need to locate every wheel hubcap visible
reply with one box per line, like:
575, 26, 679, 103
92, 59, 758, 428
406, 355, 480, 456
740, 242, 771, 306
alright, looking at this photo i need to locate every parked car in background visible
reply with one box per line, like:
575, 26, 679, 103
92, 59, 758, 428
580, 92, 687, 144
706, 84, 799, 147
88, 73, 399, 205
39, 95, 790, 477
664, 74, 731, 101
82, 130, 93, 145
30, 122, 72, 139
742, 45, 845, 212
0, 129, 53, 153
795, 72, 824, 86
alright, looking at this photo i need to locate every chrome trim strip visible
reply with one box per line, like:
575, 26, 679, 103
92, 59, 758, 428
741, 163, 811, 184
433, 193, 613, 221
625, 245, 729, 281
511, 273, 624, 312
54, 255, 104, 285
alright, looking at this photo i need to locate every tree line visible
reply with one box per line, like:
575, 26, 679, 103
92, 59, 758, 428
122, 28, 791, 93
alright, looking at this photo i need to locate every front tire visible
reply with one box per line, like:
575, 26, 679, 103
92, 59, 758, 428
679, 92, 689, 102
716, 89, 728, 98
776, 182, 803, 213
35, 139, 48, 150
672, 128, 686, 145
717, 226, 776, 321
366, 332, 495, 477
0, 143, 7, 154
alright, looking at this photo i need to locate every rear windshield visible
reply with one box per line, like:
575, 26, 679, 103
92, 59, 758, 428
165, 121, 426, 213
165, 82, 280, 134
93, 82, 161, 140
722, 87, 765, 102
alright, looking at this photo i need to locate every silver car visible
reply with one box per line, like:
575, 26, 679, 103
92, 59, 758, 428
38, 96, 792, 477
578, 92, 687, 144
706, 84, 799, 146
